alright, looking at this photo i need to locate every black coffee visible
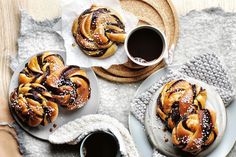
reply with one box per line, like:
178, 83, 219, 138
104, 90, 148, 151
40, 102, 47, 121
127, 28, 163, 62
82, 132, 119, 157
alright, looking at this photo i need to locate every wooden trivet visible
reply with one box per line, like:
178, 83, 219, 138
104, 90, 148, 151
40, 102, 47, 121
92, 61, 165, 83
93, 0, 179, 83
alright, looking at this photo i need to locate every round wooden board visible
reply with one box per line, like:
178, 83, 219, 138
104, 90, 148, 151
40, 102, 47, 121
93, 0, 179, 83
92, 61, 165, 83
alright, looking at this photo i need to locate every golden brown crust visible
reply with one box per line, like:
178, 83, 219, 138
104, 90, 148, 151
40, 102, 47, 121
172, 109, 218, 155
19, 52, 65, 84
156, 80, 207, 130
72, 5, 126, 58
11, 52, 92, 127
46, 65, 91, 110
156, 79, 218, 155
10, 83, 59, 127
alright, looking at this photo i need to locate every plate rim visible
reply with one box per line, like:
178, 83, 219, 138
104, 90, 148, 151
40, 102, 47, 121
8, 50, 100, 141
128, 65, 232, 157
144, 77, 226, 157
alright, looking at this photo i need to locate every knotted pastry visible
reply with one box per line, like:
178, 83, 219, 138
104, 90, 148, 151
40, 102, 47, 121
72, 5, 126, 58
156, 80, 207, 130
46, 65, 91, 110
10, 83, 59, 127
19, 52, 65, 84
172, 109, 218, 155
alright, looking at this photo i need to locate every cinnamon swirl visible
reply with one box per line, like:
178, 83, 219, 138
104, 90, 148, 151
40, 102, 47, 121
72, 5, 126, 58
19, 52, 65, 84
10, 83, 59, 127
156, 80, 207, 130
172, 109, 218, 155
46, 65, 91, 110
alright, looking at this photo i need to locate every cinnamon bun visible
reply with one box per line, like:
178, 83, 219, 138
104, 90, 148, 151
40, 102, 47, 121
10, 83, 59, 127
172, 109, 218, 155
19, 52, 65, 84
72, 5, 126, 58
156, 80, 207, 130
46, 65, 91, 110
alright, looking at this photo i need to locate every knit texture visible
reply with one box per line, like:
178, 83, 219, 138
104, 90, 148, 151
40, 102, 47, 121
11, 8, 236, 157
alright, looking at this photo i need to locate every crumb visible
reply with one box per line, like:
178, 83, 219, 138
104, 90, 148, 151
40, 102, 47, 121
53, 124, 57, 128
72, 43, 77, 47
49, 128, 53, 132
163, 127, 167, 132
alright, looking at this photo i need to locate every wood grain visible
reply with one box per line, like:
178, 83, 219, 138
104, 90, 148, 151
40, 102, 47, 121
0, 0, 236, 155
1, 0, 236, 96
0, 0, 22, 99
1, 0, 236, 124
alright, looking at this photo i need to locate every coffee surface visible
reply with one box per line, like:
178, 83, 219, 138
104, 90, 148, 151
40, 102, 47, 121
128, 28, 163, 62
82, 132, 119, 157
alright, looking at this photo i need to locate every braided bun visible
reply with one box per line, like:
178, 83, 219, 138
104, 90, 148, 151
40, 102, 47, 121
72, 5, 126, 58
10, 83, 58, 127
157, 80, 207, 130
172, 109, 218, 154
46, 65, 91, 110
19, 52, 65, 84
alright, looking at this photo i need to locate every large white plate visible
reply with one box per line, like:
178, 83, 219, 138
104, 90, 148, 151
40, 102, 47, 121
8, 50, 99, 141
145, 78, 226, 157
129, 66, 236, 157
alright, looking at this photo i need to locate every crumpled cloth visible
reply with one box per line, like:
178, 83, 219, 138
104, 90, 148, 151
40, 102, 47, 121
49, 114, 139, 157
10, 7, 236, 157
10, 10, 139, 157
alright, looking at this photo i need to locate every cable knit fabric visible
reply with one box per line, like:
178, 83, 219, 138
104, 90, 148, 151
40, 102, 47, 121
131, 70, 183, 124
179, 53, 235, 105
10, 8, 236, 157
132, 8, 236, 157
11, 10, 139, 157
132, 52, 235, 124
48, 114, 139, 157
131, 53, 235, 156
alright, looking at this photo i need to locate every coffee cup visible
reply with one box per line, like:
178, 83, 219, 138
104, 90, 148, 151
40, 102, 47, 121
125, 25, 168, 66
80, 131, 120, 157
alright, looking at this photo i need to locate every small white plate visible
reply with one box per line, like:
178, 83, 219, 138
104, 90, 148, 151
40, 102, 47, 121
145, 78, 226, 157
8, 50, 99, 141
129, 66, 236, 157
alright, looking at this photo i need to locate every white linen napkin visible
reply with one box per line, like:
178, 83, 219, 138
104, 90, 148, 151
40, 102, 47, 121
49, 114, 139, 157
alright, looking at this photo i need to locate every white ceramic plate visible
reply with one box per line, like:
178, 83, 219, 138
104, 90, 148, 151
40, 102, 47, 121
145, 78, 226, 157
8, 50, 99, 140
129, 66, 236, 157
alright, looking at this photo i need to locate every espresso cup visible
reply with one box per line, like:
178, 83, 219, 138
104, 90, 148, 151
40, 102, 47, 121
80, 131, 120, 157
125, 25, 168, 66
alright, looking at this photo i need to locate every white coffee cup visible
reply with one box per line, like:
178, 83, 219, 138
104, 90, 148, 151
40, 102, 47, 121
124, 25, 168, 66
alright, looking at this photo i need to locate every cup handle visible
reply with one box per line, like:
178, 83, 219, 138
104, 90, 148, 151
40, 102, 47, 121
163, 44, 175, 66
